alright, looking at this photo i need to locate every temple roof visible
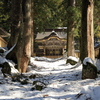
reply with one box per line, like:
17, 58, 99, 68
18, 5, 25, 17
36, 30, 67, 40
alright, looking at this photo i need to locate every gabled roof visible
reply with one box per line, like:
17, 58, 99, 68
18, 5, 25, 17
43, 31, 58, 39
36, 30, 67, 40
0, 27, 10, 37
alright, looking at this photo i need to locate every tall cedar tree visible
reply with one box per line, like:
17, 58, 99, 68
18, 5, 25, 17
80, 0, 97, 79
31, 1, 34, 56
7, 0, 21, 49
6, 0, 22, 66
80, 0, 94, 61
67, 0, 75, 57
20, 0, 32, 72
6, 0, 32, 73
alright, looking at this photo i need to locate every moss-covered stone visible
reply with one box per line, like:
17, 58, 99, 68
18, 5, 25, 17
82, 62, 98, 79
66, 59, 77, 65
35, 85, 44, 91
21, 79, 29, 85
1, 62, 11, 77
33, 81, 46, 91
0, 48, 5, 53
29, 74, 36, 79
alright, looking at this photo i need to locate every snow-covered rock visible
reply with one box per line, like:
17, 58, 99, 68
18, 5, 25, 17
67, 56, 79, 65
83, 57, 95, 65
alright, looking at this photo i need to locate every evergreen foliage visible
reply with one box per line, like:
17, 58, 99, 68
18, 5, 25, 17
0, 0, 100, 39
94, 0, 100, 38
0, 0, 11, 31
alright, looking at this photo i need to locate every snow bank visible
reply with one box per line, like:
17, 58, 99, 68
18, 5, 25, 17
0, 56, 19, 74
34, 56, 63, 62
1, 56, 100, 100
78, 85, 100, 100
7, 60, 19, 74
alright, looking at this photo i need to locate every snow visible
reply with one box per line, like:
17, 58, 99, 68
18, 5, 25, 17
4, 44, 16, 57
67, 56, 79, 62
0, 56, 100, 100
96, 59, 100, 71
0, 56, 19, 74
0, 56, 7, 64
83, 57, 95, 65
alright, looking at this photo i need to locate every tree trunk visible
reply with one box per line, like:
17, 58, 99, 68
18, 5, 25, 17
80, 0, 94, 62
6, 0, 22, 71
6, 32, 23, 71
81, 0, 96, 79
31, 1, 34, 56
6, 0, 32, 73
19, 0, 32, 73
7, 0, 21, 49
67, 0, 75, 57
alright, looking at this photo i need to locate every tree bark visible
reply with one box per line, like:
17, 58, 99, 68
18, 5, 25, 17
81, 0, 96, 79
67, 0, 75, 57
6, 32, 22, 70
80, 0, 94, 62
6, 0, 23, 71
6, 0, 32, 73
31, 1, 34, 56
19, 0, 32, 73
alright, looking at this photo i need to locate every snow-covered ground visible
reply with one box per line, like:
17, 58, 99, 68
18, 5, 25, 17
0, 56, 100, 100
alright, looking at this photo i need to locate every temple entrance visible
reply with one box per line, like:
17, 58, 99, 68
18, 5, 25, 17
46, 49, 62, 56
35, 30, 67, 58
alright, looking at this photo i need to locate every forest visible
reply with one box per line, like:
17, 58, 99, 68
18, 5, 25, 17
0, 0, 100, 99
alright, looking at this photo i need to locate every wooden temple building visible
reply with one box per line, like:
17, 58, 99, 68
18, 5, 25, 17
0, 28, 10, 47
35, 28, 100, 58
35, 28, 67, 58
